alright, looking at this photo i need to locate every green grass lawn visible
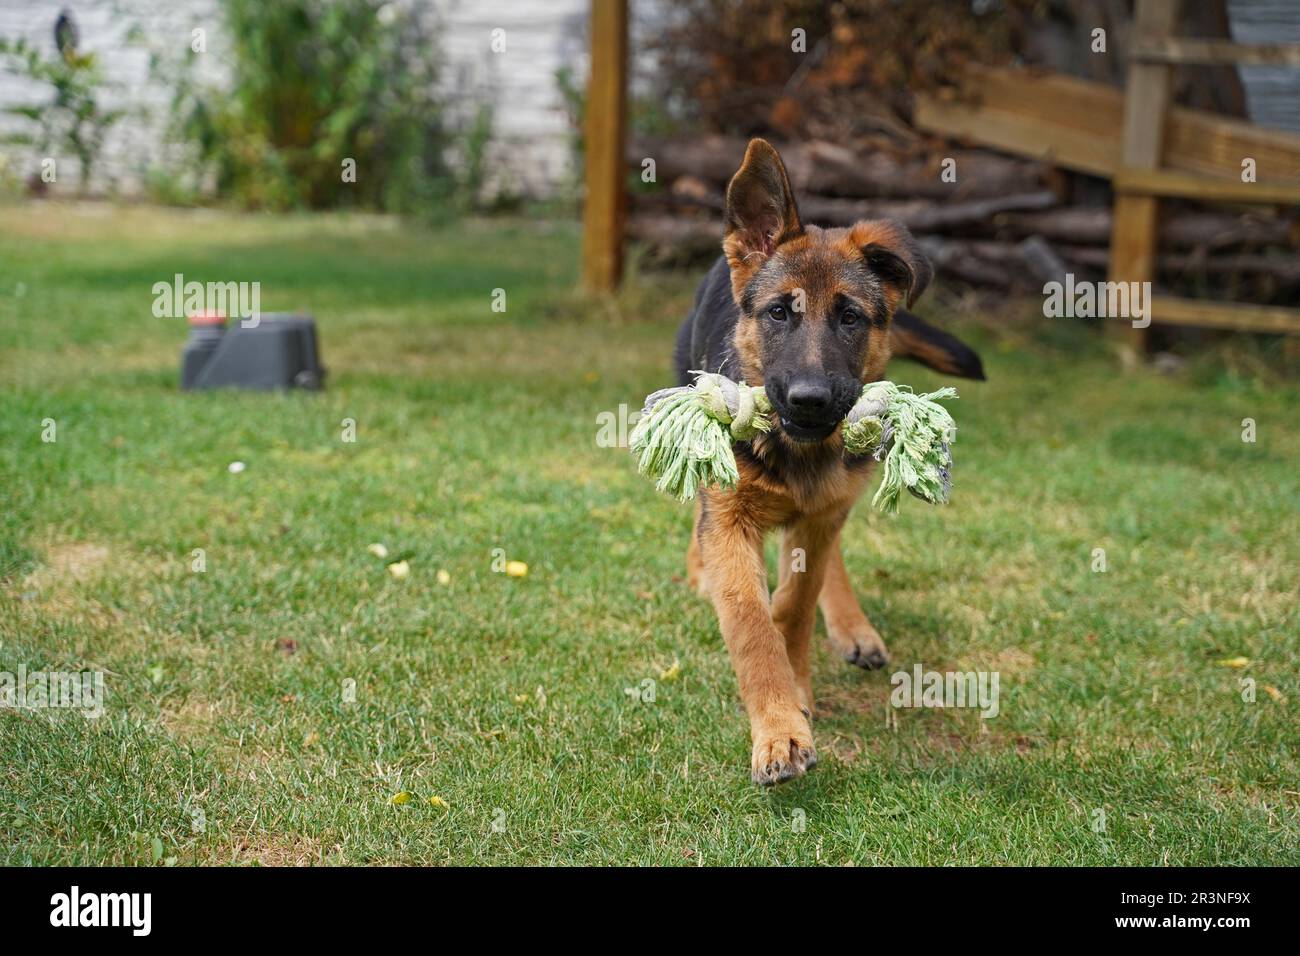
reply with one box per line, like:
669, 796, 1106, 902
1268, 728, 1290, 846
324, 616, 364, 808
1, 203, 1296, 866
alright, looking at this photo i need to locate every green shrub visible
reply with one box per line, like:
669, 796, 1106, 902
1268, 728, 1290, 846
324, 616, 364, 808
155, 0, 483, 215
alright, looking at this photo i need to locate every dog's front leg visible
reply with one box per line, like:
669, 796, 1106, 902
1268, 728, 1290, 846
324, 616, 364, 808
773, 514, 841, 716
699, 498, 816, 785
819, 529, 890, 669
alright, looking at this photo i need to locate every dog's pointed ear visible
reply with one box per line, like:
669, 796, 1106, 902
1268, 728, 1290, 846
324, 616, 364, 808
849, 219, 932, 309
723, 139, 803, 291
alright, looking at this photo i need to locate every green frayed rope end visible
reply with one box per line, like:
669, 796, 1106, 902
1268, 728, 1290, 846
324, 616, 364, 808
629, 372, 771, 501
841, 380, 958, 514
631, 373, 958, 513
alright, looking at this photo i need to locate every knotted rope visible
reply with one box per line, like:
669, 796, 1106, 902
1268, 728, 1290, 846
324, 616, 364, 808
630, 372, 957, 513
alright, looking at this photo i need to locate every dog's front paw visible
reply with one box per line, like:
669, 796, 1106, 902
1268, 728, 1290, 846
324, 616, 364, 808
827, 622, 890, 670
750, 715, 817, 786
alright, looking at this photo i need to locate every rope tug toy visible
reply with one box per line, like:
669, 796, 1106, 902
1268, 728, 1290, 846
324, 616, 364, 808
630, 373, 958, 513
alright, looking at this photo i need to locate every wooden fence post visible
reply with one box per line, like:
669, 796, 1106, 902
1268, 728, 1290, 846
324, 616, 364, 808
1108, 0, 1179, 362
580, 0, 628, 293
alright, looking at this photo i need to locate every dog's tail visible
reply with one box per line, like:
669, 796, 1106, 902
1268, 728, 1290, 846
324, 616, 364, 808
890, 309, 986, 381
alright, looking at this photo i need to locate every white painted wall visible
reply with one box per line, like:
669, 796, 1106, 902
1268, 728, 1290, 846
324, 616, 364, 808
0, 0, 221, 191
439, 0, 590, 197
0, 0, 609, 197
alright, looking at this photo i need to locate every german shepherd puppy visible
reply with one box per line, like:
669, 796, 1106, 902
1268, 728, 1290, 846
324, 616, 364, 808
673, 139, 984, 785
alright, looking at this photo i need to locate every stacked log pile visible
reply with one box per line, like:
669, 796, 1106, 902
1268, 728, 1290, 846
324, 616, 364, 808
626, 132, 1300, 295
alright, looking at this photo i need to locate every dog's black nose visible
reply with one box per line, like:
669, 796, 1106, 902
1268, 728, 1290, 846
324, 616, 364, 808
786, 378, 833, 415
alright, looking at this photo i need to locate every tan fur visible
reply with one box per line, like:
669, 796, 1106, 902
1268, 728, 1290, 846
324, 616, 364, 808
696, 441, 875, 783
694, 140, 926, 785
818, 528, 889, 666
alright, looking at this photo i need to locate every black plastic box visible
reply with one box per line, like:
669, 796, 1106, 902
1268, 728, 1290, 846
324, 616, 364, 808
181, 313, 325, 391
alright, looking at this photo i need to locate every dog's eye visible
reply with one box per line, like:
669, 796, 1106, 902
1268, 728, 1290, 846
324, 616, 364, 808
841, 308, 862, 327
767, 304, 787, 322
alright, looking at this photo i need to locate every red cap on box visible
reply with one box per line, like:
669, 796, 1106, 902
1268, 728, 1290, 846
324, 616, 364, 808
188, 310, 227, 327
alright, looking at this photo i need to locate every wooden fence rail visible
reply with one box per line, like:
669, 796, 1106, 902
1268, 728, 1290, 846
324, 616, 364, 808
1110, 0, 1300, 356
